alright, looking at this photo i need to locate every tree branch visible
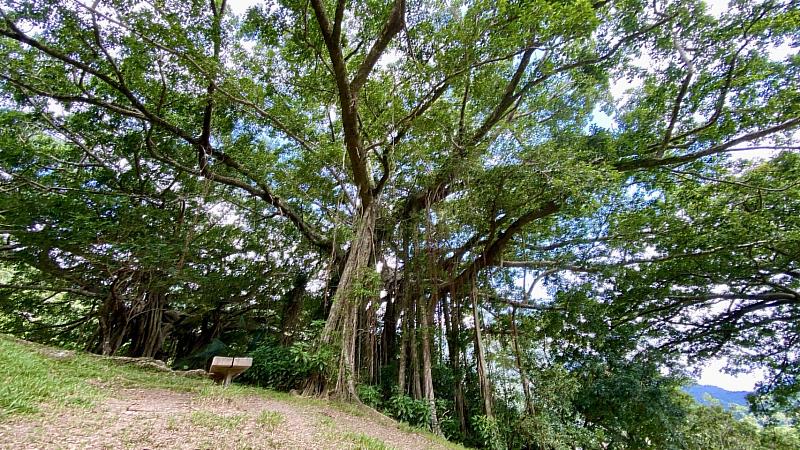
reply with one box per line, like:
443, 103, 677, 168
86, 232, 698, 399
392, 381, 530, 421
350, 0, 405, 94
0, 283, 100, 298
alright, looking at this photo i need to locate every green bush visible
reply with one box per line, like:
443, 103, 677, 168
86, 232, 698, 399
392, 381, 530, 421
289, 340, 334, 377
471, 415, 506, 450
241, 339, 306, 390
242, 338, 335, 391
434, 398, 461, 441
386, 393, 431, 429
357, 384, 382, 409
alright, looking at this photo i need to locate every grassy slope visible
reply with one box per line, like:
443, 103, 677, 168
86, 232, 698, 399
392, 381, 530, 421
0, 334, 204, 418
0, 335, 465, 450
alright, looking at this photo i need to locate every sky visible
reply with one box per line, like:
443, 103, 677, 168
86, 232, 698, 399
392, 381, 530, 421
698, 359, 765, 391
223, 0, 778, 392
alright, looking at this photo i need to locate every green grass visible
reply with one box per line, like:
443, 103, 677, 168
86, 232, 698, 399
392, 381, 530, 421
0, 334, 296, 421
0, 334, 205, 420
396, 422, 470, 450
189, 410, 245, 430
257, 410, 284, 431
343, 431, 394, 450
0, 334, 470, 449
318, 415, 335, 427
332, 399, 369, 417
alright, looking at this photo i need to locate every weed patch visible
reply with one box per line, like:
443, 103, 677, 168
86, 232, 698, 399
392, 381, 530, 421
189, 411, 245, 430
257, 410, 284, 431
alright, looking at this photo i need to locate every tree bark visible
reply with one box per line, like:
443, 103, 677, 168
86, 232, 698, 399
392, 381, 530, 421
443, 290, 467, 434
279, 272, 308, 345
97, 292, 127, 356
305, 202, 377, 400
471, 282, 493, 418
420, 295, 442, 434
382, 280, 398, 366
128, 290, 168, 358
398, 307, 409, 394
510, 306, 534, 414
410, 298, 423, 400
362, 296, 378, 383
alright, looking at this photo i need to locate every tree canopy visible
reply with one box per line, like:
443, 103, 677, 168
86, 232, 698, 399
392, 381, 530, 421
1, 0, 799, 447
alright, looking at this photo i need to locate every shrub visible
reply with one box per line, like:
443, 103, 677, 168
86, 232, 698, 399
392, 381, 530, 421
386, 393, 431, 429
471, 415, 506, 450
240, 339, 307, 390
357, 384, 382, 409
241, 337, 335, 391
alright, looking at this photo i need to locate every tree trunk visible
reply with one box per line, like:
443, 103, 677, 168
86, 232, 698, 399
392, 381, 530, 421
128, 291, 168, 358
97, 292, 127, 356
304, 202, 377, 400
420, 296, 442, 435
396, 231, 411, 395
410, 298, 422, 400
510, 306, 534, 414
398, 308, 408, 394
362, 296, 378, 384
443, 291, 467, 434
471, 282, 493, 418
279, 272, 308, 345
381, 281, 397, 366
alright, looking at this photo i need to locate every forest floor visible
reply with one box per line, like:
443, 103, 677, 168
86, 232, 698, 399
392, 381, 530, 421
0, 335, 465, 450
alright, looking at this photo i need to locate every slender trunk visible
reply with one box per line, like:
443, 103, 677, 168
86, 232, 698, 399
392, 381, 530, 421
437, 301, 443, 365
398, 308, 408, 394
510, 306, 534, 414
443, 291, 467, 434
471, 282, 493, 418
410, 298, 422, 400
382, 281, 397, 366
420, 296, 442, 434
363, 297, 378, 383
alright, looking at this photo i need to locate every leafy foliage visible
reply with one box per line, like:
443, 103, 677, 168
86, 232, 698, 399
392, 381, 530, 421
470, 415, 506, 450
357, 384, 382, 409
1, 0, 799, 447
386, 393, 431, 429
242, 338, 334, 391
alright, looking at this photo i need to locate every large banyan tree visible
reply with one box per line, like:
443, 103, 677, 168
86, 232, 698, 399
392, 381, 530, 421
1, 0, 798, 430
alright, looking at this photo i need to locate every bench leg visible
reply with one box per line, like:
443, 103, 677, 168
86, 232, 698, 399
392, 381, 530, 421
223, 373, 233, 387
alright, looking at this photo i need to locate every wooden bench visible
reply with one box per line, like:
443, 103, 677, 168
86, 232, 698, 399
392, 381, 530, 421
209, 356, 252, 387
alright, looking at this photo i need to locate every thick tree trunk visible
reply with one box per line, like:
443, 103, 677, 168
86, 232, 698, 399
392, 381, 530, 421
471, 282, 493, 418
304, 202, 377, 400
128, 291, 168, 358
97, 292, 127, 356
96, 281, 171, 359
279, 272, 308, 345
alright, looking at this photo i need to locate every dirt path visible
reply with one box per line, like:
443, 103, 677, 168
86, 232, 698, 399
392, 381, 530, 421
0, 387, 451, 449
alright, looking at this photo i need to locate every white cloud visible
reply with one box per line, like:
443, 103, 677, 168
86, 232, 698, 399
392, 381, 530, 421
697, 358, 764, 391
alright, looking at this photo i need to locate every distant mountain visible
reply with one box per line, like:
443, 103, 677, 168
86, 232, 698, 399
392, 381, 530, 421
685, 384, 750, 409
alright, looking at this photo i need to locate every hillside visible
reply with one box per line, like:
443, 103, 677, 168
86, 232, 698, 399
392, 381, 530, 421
685, 384, 750, 409
0, 336, 464, 450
